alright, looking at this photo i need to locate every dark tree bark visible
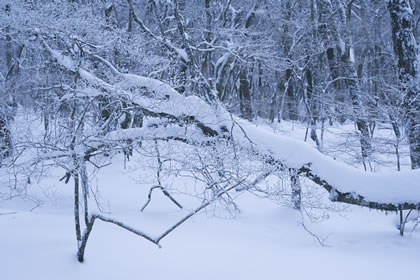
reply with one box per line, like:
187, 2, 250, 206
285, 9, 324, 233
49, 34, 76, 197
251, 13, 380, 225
1, 4, 14, 159
0, 117, 12, 160
290, 169, 301, 210
239, 70, 253, 121
388, 0, 420, 169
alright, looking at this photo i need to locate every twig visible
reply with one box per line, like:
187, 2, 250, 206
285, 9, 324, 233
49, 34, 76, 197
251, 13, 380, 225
299, 213, 330, 247
231, 114, 255, 145
0, 212, 17, 216
141, 185, 162, 211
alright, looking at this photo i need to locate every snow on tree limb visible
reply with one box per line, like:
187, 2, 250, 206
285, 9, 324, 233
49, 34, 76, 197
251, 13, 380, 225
42, 39, 229, 137
298, 165, 420, 211
232, 120, 420, 210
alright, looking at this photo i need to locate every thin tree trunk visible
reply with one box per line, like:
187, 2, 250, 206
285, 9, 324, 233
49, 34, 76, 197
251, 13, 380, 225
290, 169, 302, 210
1, 4, 13, 159
73, 172, 81, 244
239, 70, 253, 121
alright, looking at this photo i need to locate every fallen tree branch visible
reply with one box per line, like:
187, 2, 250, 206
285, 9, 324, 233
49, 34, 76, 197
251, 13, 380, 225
298, 164, 420, 211
42, 39, 225, 137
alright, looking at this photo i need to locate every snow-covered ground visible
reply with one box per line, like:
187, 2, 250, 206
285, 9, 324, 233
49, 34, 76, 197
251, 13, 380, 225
1, 121, 419, 280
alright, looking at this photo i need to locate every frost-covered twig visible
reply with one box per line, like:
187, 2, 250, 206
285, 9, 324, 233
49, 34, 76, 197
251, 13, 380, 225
141, 141, 183, 211
0, 211, 17, 216
141, 185, 183, 212
299, 216, 330, 247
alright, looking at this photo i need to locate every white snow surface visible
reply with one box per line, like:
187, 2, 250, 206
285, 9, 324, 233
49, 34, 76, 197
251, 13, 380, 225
2, 112, 420, 279
1, 155, 419, 280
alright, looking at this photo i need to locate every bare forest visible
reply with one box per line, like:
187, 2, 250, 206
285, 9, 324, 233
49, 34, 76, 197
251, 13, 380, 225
1, 1, 420, 279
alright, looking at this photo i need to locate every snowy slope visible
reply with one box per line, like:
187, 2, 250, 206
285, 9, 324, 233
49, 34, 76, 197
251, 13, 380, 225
1, 107, 420, 280
1, 152, 420, 280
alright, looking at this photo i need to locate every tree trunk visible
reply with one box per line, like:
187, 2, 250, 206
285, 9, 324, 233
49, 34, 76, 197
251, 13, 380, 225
290, 169, 302, 210
239, 70, 253, 121
1, 4, 13, 159
388, 0, 420, 169
319, 0, 372, 167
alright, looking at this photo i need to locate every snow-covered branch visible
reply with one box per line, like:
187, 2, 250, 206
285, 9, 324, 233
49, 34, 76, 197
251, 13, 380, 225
41, 39, 229, 137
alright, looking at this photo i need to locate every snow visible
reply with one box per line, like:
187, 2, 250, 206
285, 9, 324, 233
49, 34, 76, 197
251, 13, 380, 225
103, 123, 205, 143
48, 48, 77, 72
2, 108, 420, 279
349, 47, 355, 63
173, 47, 189, 61
338, 38, 345, 54
117, 73, 231, 132
1, 155, 419, 280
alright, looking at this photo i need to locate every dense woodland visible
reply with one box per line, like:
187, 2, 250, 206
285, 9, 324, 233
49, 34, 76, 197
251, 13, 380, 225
1, 0, 420, 262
